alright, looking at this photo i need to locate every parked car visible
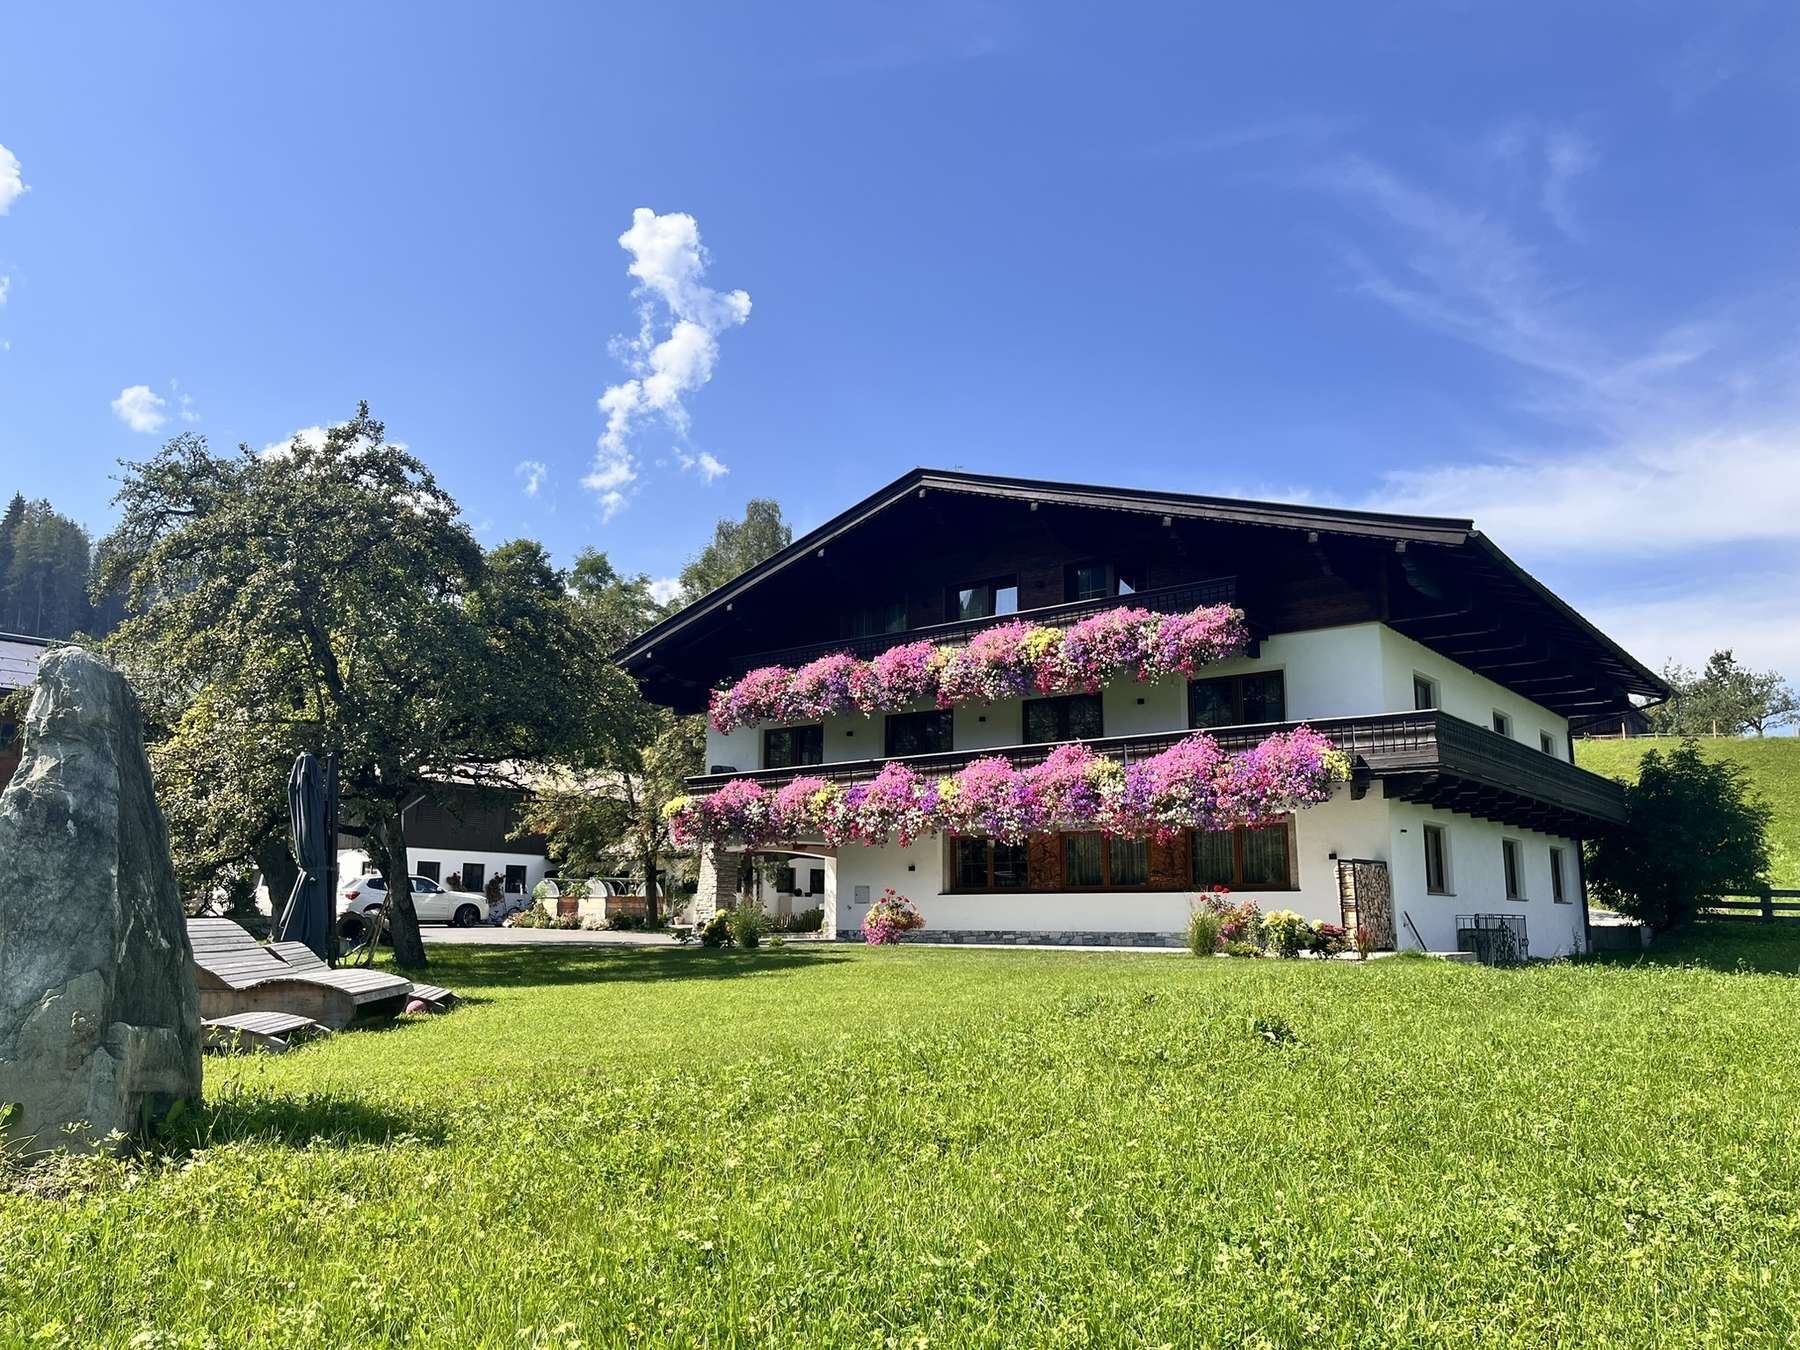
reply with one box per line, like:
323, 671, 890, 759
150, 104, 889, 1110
337, 875, 489, 928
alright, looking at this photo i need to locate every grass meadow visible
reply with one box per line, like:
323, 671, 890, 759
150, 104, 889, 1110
6, 931, 1800, 1348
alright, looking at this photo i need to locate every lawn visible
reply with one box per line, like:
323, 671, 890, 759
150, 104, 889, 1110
7, 935, 1800, 1348
1578, 736, 1800, 886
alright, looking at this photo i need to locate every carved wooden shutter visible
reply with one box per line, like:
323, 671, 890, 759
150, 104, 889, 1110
1148, 832, 1189, 890
1027, 834, 1062, 890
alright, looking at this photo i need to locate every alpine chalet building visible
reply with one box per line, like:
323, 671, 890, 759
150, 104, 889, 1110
620, 470, 1665, 957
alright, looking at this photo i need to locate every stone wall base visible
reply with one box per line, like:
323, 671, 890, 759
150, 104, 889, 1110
838, 929, 1184, 949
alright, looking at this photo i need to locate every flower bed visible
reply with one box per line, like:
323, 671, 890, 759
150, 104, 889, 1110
707, 603, 1250, 732
665, 726, 1350, 849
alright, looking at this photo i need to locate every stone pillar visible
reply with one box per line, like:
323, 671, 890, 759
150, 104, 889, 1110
0, 647, 203, 1154
692, 845, 741, 925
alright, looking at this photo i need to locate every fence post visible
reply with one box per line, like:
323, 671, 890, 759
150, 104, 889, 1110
1762, 888, 1775, 923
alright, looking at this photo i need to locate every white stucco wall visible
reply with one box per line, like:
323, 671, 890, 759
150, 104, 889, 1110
338, 846, 551, 895
822, 783, 1587, 957
1377, 626, 1571, 756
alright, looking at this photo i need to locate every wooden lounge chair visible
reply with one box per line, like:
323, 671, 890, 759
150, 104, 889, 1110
268, 940, 459, 1012
202, 1011, 330, 1054
187, 918, 413, 1029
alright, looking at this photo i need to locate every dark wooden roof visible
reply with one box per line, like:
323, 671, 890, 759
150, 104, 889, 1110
620, 468, 1668, 720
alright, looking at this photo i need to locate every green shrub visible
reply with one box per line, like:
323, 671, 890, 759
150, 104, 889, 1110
728, 904, 769, 949
774, 906, 825, 934
1587, 740, 1772, 928
1186, 909, 1223, 957
1223, 940, 1262, 958
1309, 921, 1350, 956
1262, 909, 1312, 959
697, 912, 733, 947
608, 912, 647, 931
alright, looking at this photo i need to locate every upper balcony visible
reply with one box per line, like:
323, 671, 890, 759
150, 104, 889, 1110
727, 576, 1239, 675
685, 708, 1627, 838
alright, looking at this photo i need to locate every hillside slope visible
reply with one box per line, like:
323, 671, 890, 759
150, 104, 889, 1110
1576, 737, 1800, 887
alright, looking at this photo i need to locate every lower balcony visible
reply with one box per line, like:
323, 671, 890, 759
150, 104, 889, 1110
685, 709, 1627, 838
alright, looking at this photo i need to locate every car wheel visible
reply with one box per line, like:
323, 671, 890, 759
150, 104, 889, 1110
453, 904, 482, 928
337, 913, 368, 944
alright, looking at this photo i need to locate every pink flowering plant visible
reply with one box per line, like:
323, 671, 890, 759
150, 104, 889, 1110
863, 888, 926, 945
707, 603, 1250, 732
667, 726, 1349, 850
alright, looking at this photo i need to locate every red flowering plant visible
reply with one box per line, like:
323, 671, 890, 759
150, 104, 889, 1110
863, 888, 926, 945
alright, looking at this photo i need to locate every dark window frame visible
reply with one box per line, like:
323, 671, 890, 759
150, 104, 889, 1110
884, 708, 955, 758
1539, 731, 1559, 757
763, 723, 825, 769
948, 835, 1031, 891
1491, 709, 1513, 737
842, 599, 908, 640
944, 822, 1297, 895
946, 575, 1020, 623
1502, 837, 1526, 901
1412, 673, 1439, 710
1549, 846, 1569, 904
504, 864, 529, 894
1022, 693, 1105, 744
1063, 561, 1143, 603
415, 859, 441, 883
1187, 671, 1287, 729
1423, 823, 1452, 896
1189, 821, 1298, 892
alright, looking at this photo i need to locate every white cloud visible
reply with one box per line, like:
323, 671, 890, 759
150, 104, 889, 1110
111, 384, 169, 434
1541, 130, 1599, 241
678, 450, 729, 483
515, 459, 548, 497
0, 144, 25, 216
648, 576, 683, 605
1586, 578, 1800, 681
0, 275, 8, 306
587, 208, 750, 520
1366, 428, 1800, 556
259, 425, 329, 458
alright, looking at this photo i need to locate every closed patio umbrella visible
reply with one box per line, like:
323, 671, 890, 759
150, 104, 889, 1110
274, 750, 337, 963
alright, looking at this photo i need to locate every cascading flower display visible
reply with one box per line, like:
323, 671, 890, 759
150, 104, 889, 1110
1140, 606, 1252, 682
706, 602, 1250, 732
1057, 607, 1157, 693
665, 726, 1350, 850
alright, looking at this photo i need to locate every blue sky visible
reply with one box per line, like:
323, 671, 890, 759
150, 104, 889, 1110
2, 3, 1797, 678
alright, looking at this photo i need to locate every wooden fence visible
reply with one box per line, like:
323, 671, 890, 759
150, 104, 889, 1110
1696, 890, 1800, 923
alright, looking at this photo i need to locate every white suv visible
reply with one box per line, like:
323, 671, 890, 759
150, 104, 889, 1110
337, 875, 489, 928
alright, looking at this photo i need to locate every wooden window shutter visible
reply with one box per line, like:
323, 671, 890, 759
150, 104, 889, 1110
1027, 834, 1062, 889
1148, 832, 1189, 889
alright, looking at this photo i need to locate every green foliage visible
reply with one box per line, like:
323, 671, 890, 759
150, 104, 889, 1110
696, 911, 732, 947
0, 495, 120, 640
1261, 909, 1312, 958
727, 903, 769, 949
98, 409, 634, 960
8, 935, 1800, 1343
676, 498, 793, 602
1185, 909, 1222, 957
1579, 736, 1800, 886
1648, 649, 1799, 737
773, 906, 825, 934
1585, 740, 1771, 928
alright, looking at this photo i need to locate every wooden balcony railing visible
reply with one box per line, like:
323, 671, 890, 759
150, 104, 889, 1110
687, 709, 1628, 836
728, 576, 1238, 675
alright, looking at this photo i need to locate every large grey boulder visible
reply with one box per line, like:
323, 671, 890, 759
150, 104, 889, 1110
0, 646, 201, 1153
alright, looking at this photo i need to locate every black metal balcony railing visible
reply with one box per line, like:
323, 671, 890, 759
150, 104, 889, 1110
728, 576, 1238, 675
685, 709, 1629, 835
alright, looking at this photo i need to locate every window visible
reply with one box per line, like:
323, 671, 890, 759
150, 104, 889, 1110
885, 708, 954, 757
505, 864, 529, 894
1539, 731, 1559, 757
411, 876, 442, 894
1491, 710, 1512, 737
950, 836, 1030, 890
1188, 671, 1286, 728
1190, 822, 1295, 891
1065, 562, 1141, 602
461, 863, 486, 893
1502, 839, 1525, 901
415, 859, 441, 883
1423, 824, 1451, 895
843, 600, 907, 639
1412, 674, 1438, 710
763, 723, 824, 769
948, 577, 1019, 622
1549, 847, 1568, 904
1023, 693, 1104, 743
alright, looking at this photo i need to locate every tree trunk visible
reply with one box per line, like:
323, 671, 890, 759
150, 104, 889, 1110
254, 830, 300, 931
375, 807, 429, 968
641, 844, 660, 928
